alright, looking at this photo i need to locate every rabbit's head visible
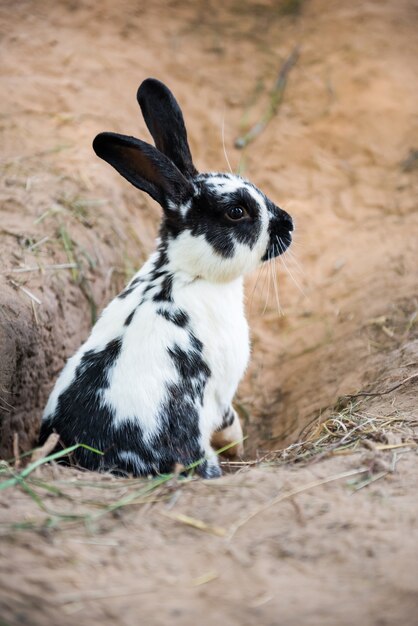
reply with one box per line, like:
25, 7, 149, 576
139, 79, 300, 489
93, 78, 293, 282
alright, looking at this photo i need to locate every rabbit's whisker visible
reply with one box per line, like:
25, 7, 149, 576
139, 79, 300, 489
272, 245, 283, 316
263, 248, 272, 314
248, 263, 264, 315
258, 254, 271, 313
276, 236, 306, 297
282, 244, 306, 278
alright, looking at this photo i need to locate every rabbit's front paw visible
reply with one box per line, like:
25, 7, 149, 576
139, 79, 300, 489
196, 457, 222, 479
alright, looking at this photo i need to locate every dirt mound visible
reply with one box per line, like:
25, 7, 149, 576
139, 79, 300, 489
1, 0, 418, 624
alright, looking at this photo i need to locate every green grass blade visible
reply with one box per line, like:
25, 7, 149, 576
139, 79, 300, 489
0, 443, 103, 491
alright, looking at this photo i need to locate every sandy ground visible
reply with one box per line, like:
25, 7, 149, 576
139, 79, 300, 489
1, 0, 418, 624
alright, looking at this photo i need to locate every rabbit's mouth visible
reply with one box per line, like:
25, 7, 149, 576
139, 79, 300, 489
261, 212, 293, 261
262, 234, 292, 261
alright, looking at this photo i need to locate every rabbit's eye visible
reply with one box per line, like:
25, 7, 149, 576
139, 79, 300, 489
225, 206, 249, 222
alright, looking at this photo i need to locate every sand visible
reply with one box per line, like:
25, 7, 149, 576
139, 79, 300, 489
0, 1, 417, 624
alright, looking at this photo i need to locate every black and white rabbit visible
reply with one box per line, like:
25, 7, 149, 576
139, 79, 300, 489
40, 78, 293, 478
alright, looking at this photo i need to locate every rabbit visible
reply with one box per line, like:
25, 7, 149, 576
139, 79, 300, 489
39, 78, 293, 479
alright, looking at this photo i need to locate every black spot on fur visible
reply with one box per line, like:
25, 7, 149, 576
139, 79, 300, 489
142, 283, 154, 297
119, 243, 169, 302
153, 239, 169, 270
156, 308, 190, 327
129, 276, 142, 288
167, 333, 211, 405
124, 309, 136, 327
168, 345, 210, 388
118, 286, 135, 299
189, 333, 203, 353
216, 407, 235, 431
153, 273, 173, 302
149, 270, 166, 281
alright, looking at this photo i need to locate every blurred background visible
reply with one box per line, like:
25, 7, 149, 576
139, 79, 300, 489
1, 2, 418, 625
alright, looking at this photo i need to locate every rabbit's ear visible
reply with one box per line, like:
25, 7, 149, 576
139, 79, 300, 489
137, 78, 198, 179
93, 132, 193, 208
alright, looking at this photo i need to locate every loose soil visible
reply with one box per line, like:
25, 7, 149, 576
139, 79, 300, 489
0, 1, 417, 625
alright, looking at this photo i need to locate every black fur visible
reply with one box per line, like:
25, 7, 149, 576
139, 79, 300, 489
40, 327, 216, 478
159, 331, 218, 477
168, 334, 210, 404
137, 78, 198, 180
152, 273, 173, 302
186, 184, 262, 258
40, 337, 123, 470
118, 285, 136, 299
93, 132, 193, 209
156, 308, 190, 327
261, 199, 293, 261
217, 407, 235, 431
128, 276, 143, 288
124, 309, 136, 327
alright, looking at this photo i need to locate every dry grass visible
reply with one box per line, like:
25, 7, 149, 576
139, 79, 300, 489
269, 398, 417, 466
222, 386, 418, 471
0, 439, 246, 535
1, 391, 416, 540
0, 456, 184, 535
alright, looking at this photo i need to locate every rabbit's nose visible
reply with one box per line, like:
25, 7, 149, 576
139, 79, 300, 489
281, 210, 294, 231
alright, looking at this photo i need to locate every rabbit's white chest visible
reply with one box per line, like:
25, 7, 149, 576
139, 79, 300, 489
174, 277, 250, 423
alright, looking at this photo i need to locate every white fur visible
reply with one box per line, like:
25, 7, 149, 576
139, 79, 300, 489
167, 231, 265, 283
117, 450, 147, 473
104, 302, 179, 438
43, 351, 83, 420
205, 175, 244, 193
43, 280, 148, 420
173, 275, 249, 443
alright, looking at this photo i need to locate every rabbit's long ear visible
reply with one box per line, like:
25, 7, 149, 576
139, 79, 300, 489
93, 132, 193, 208
137, 78, 198, 179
